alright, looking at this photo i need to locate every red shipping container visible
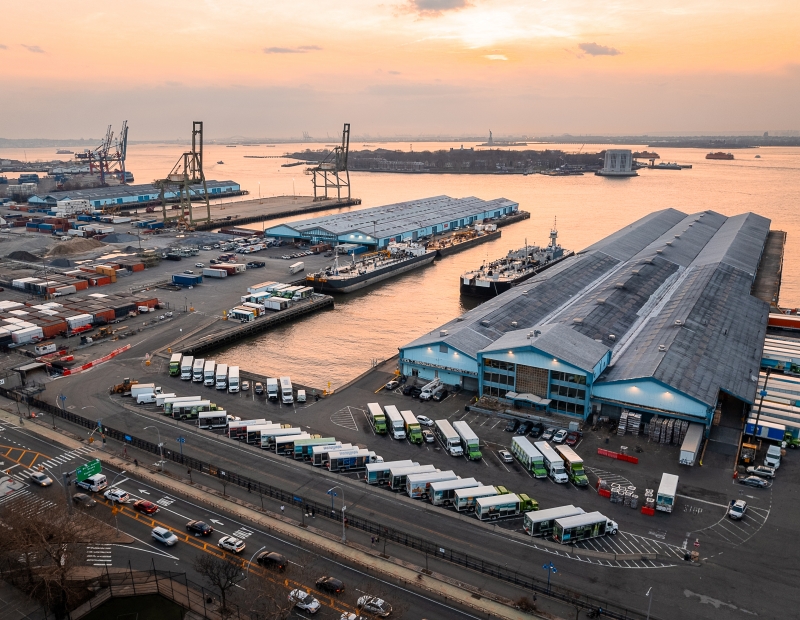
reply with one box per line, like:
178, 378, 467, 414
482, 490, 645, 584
41, 321, 67, 338
74, 280, 89, 291
93, 309, 115, 323
131, 263, 145, 272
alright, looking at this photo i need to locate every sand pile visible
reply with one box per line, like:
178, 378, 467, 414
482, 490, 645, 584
102, 233, 139, 244
6, 250, 42, 262
47, 238, 105, 256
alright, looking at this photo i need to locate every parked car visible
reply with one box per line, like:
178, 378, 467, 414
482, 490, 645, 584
517, 421, 533, 435
728, 499, 747, 520
183, 269, 193, 274
565, 431, 580, 446
202, 246, 212, 251
186, 520, 214, 536
152, 527, 178, 546
541, 427, 556, 441
72, 493, 96, 508
241, 380, 250, 391
104, 488, 130, 503
746, 465, 776, 479
30, 471, 53, 487
432, 388, 449, 402
409, 387, 422, 398
218, 536, 246, 554
422, 429, 435, 443
133, 499, 158, 514
401, 384, 416, 396
529, 422, 544, 438
505, 418, 520, 432
738, 476, 770, 488
256, 551, 287, 572
255, 382, 264, 395
289, 589, 320, 614
416, 415, 434, 427
213, 243, 220, 249
553, 429, 568, 444
195, 263, 204, 268
340, 614, 366, 620
165, 311, 173, 318
498, 449, 514, 463
356, 595, 393, 617
315, 576, 345, 595
385, 379, 400, 390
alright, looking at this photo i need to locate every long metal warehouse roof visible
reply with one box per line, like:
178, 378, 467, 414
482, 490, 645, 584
265, 195, 517, 241
28, 180, 240, 204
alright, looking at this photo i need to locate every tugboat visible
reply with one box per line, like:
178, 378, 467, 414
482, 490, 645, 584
307, 241, 435, 293
460, 221, 572, 298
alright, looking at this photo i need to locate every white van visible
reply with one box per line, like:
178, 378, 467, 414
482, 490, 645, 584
136, 393, 157, 405
76, 473, 108, 492
297, 389, 306, 403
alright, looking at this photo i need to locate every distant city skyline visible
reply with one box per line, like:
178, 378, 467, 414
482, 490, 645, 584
1, 1, 797, 139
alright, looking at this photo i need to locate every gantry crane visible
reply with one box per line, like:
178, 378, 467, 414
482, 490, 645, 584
75, 120, 128, 188
307, 123, 350, 202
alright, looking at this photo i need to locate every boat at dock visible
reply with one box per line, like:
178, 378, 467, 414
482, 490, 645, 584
307, 242, 436, 293
706, 152, 734, 160
648, 162, 682, 170
460, 222, 571, 298
425, 225, 500, 257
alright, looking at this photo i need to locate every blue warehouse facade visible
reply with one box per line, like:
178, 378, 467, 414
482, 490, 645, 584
400, 209, 771, 431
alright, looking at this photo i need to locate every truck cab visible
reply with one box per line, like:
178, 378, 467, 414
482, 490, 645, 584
549, 462, 568, 483
764, 445, 782, 468
266, 378, 279, 401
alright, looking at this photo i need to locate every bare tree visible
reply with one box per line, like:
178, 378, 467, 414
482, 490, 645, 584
193, 554, 245, 613
235, 569, 294, 620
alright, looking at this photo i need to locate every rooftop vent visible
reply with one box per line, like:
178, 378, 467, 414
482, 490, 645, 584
658, 344, 667, 352
674, 234, 681, 238
573, 317, 584, 325
656, 249, 663, 254
609, 334, 616, 341
440, 329, 449, 337
615, 282, 624, 289
666, 241, 673, 246
480, 320, 490, 327
597, 298, 606, 305
631, 269, 640, 276
521, 290, 529, 295
674, 320, 683, 326
511, 321, 518, 327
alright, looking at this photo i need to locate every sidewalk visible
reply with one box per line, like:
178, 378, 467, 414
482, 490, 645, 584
0, 409, 558, 620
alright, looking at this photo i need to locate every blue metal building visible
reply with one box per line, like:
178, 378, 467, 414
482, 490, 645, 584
400, 209, 771, 430
265, 195, 518, 248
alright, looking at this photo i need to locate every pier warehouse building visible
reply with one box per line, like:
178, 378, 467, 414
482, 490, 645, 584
265, 195, 518, 248
400, 209, 772, 430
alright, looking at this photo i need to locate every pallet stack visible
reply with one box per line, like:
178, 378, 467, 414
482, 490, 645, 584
626, 411, 642, 435
649, 416, 661, 442
618, 410, 629, 436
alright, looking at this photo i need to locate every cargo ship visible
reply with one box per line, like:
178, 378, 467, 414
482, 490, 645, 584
460, 223, 571, 298
307, 242, 435, 293
706, 152, 734, 160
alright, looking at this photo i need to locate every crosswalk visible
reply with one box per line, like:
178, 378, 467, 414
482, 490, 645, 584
231, 527, 254, 539
0, 489, 57, 518
6, 445, 96, 484
156, 496, 176, 507
585, 466, 633, 488
86, 544, 112, 567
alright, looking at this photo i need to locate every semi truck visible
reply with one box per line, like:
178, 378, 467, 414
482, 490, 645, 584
388, 464, 436, 491
452, 420, 482, 460
511, 436, 547, 478
656, 473, 679, 513
406, 470, 457, 499
679, 423, 704, 466
554, 445, 589, 486
228, 366, 240, 393
180, 356, 194, 380
367, 402, 388, 434
454, 485, 498, 512
266, 378, 279, 401
552, 511, 618, 544
192, 358, 205, 382
168, 353, 182, 376
203, 360, 216, 386
312, 443, 354, 467
215, 364, 228, 390
523, 505, 585, 538
434, 419, 463, 457
400, 410, 423, 444
365, 460, 416, 484
429, 477, 481, 506
279, 376, 293, 403
475, 493, 522, 521
534, 441, 569, 483
745, 419, 786, 443
384, 405, 406, 440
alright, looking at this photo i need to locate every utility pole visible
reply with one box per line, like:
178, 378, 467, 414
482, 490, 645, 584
751, 368, 770, 441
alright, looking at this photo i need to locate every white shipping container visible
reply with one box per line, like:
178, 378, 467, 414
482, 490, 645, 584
289, 262, 305, 274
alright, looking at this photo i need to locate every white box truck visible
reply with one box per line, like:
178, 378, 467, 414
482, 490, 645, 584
524, 505, 585, 537
679, 423, 704, 466
215, 364, 228, 390
279, 376, 293, 403
434, 419, 463, 456
475, 493, 522, 521
180, 356, 194, 380
228, 366, 240, 393
203, 360, 216, 386
131, 384, 161, 399
266, 378, 279, 401
406, 470, 458, 499
192, 358, 205, 382
454, 485, 498, 512
388, 464, 436, 491
656, 473, 679, 512
384, 405, 406, 440
430, 478, 480, 506
552, 511, 618, 543
534, 441, 569, 483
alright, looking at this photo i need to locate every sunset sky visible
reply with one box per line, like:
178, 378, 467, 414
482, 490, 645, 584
1, 0, 798, 139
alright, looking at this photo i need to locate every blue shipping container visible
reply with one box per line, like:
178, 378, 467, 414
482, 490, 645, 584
172, 274, 203, 286
745, 422, 785, 442
147, 222, 164, 229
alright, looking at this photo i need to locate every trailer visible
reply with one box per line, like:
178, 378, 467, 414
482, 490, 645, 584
511, 437, 547, 478
406, 470, 457, 499
180, 355, 194, 380
745, 418, 786, 443
400, 410, 423, 444
289, 261, 305, 274
454, 485, 498, 512
202, 268, 228, 278
452, 420, 482, 460
198, 410, 229, 430
327, 448, 376, 472
172, 273, 203, 286
388, 464, 436, 491
552, 511, 618, 544
384, 405, 405, 440
168, 353, 182, 376
365, 460, 416, 485
264, 297, 290, 311
534, 441, 569, 483
554, 445, 589, 486
523, 505, 585, 537
293, 438, 338, 460
656, 473, 679, 513
434, 419, 463, 456
203, 360, 216, 386
679, 423, 704, 466
247, 281, 277, 294
130, 384, 159, 399
227, 419, 267, 440
274, 433, 312, 455
367, 403, 387, 434
430, 478, 481, 506
475, 493, 521, 521
312, 443, 354, 467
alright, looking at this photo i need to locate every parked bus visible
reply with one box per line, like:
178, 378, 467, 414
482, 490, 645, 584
552, 511, 618, 544
198, 410, 228, 430
227, 419, 267, 440
433, 419, 463, 456
367, 403, 387, 434
475, 493, 521, 521
365, 460, 416, 485
430, 478, 481, 506
454, 485, 498, 512
523, 505, 585, 537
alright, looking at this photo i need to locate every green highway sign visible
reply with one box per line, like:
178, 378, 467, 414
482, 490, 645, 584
75, 459, 102, 483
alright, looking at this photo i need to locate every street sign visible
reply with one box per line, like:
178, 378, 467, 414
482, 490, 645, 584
124, 435, 131, 442
75, 459, 101, 483
176, 437, 185, 444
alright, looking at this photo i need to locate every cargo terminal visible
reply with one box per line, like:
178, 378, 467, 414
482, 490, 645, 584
400, 208, 775, 431
264, 195, 519, 248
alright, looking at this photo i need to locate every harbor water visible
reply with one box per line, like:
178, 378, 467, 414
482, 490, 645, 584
4, 142, 800, 389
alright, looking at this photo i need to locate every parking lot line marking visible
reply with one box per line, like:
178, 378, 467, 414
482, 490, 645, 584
676, 494, 727, 508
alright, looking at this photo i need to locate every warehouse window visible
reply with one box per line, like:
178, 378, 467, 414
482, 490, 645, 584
439, 344, 448, 353
516, 364, 548, 398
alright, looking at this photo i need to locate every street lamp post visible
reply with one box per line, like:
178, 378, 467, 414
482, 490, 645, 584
542, 561, 557, 594
243, 545, 266, 589
751, 368, 771, 441
56, 394, 66, 429
646, 587, 653, 620
327, 486, 346, 543
144, 426, 164, 472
